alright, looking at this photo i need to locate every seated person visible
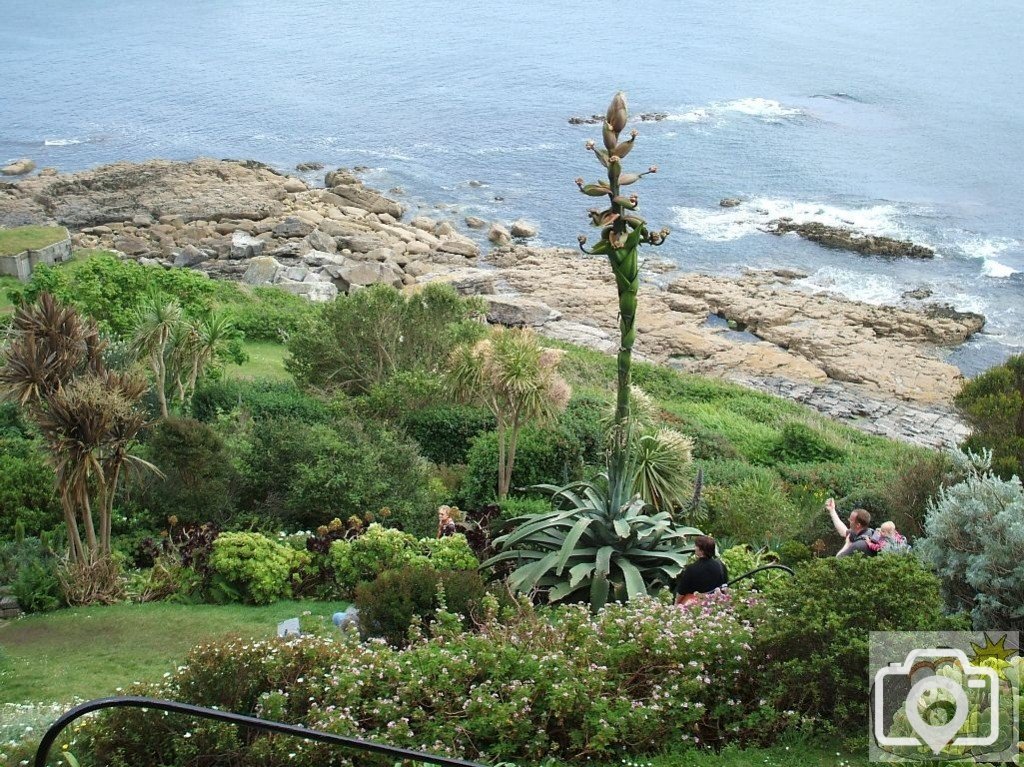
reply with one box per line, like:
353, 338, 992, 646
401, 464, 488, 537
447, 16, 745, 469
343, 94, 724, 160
675, 535, 729, 606
825, 498, 874, 557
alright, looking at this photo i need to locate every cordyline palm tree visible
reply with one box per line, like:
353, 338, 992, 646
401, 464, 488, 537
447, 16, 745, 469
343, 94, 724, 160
167, 311, 236, 405
484, 93, 701, 610
448, 327, 571, 499
0, 293, 158, 566
131, 292, 183, 418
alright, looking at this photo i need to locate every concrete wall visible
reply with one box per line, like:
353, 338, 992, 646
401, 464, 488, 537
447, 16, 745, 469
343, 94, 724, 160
0, 229, 72, 280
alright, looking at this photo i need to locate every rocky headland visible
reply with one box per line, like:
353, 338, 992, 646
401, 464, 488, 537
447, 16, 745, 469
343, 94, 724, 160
0, 158, 983, 448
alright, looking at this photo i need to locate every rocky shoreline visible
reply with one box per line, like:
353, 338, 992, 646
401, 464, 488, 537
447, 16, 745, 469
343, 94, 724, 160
0, 158, 984, 448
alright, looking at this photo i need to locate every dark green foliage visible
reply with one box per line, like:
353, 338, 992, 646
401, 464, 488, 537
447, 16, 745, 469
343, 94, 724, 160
219, 285, 313, 342
191, 379, 329, 423
286, 283, 485, 395
354, 565, 488, 646
400, 404, 496, 465
881, 452, 949, 538
228, 415, 437, 536
20, 254, 311, 343
22, 255, 223, 337
768, 422, 845, 464
460, 424, 588, 509
134, 417, 239, 528
0, 434, 60, 539
0, 539, 63, 612
774, 539, 812, 567
358, 370, 447, 421
755, 556, 955, 732
955, 353, 1024, 480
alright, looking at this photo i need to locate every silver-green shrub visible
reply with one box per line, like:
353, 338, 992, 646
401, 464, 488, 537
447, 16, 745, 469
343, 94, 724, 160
915, 450, 1024, 629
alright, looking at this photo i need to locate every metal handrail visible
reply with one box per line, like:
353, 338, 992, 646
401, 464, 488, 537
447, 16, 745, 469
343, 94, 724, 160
34, 696, 487, 767
726, 562, 794, 587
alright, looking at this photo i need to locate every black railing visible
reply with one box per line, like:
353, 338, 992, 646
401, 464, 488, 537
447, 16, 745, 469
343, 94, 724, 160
34, 696, 487, 767
726, 563, 794, 587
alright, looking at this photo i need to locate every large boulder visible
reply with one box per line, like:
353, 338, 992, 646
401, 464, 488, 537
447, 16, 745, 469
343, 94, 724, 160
488, 223, 511, 246
323, 260, 404, 293
485, 295, 561, 327
230, 231, 265, 259
304, 228, 337, 253
510, 219, 538, 239
436, 235, 480, 258
242, 256, 284, 285
173, 244, 208, 268
273, 216, 316, 239
1, 159, 35, 176
326, 183, 404, 219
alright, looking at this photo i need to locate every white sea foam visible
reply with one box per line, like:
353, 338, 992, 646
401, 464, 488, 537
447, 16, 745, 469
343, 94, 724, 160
954, 235, 1021, 278
43, 138, 83, 146
671, 197, 907, 242
665, 98, 805, 124
795, 267, 905, 305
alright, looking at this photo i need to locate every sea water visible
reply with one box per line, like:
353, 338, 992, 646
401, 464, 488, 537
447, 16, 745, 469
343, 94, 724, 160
1, 0, 1021, 373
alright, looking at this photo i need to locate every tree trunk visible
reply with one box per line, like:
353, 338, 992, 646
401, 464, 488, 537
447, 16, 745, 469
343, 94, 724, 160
62, 497, 85, 566
80, 488, 99, 563
497, 421, 509, 499
152, 348, 168, 418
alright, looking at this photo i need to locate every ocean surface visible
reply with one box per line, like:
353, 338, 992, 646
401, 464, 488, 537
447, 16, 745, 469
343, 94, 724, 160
2, 0, 1022, 374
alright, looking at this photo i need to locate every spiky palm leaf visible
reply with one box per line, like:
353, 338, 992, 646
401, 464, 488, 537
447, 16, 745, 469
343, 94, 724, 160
483, 474, 702, 610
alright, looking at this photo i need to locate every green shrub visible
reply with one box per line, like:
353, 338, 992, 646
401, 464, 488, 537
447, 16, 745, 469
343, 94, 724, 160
328, 524, 427, 595
400, 403, 495, 465
287, 282, 485, 395
133, 417, 238, 528
359, 370, 448, 422
460, 424, 588, 509
208, 532, 308, 604
22, 254, 224, 337
220, 285, 313, 342
84, 595, 797, 765
916, 456, 1024, 629
880, 451, 949, 539
718, 544, 780, 590
774, 539, 812, 567
0, 539, 62, 612
704, 473, 799, 544
191, 379, 328, 423
226, 414, 437, 536
422, 534, 479, 571
495, 496, 553, 522
355, 565, 488, 646
755, 556, 955, 732
0, 435, 60, 539
955, 353, 1024, 480
768, 422, 845, 464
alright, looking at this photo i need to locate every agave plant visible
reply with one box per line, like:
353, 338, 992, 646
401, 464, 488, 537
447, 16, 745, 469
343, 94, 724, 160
484, 93, 701, 609
487, 473, 702, 610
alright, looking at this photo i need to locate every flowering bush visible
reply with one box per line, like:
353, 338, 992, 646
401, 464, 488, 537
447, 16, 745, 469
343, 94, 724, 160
83, 595, 800, 765
209, 532, 309, 605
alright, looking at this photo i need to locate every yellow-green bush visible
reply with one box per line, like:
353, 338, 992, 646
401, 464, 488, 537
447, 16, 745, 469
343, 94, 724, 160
209, 532, 309, 605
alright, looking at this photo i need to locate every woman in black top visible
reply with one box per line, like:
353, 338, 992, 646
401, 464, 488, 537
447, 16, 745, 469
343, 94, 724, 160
675, 535, 728, 606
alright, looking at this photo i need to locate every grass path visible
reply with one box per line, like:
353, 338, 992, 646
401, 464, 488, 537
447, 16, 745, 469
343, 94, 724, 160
0, 601, 347, 704
227, 341, 291, 381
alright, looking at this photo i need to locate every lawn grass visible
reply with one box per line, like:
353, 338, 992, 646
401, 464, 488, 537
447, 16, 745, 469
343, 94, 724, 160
227, 340, 291, 381
0, 600, 348, 704
0, 275, 19, 315
0, 226, 67, 257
